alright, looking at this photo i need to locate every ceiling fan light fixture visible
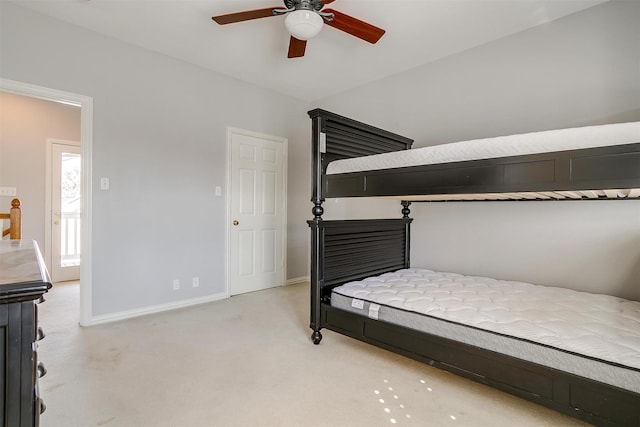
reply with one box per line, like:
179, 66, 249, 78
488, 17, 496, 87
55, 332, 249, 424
284, 9, 323, 41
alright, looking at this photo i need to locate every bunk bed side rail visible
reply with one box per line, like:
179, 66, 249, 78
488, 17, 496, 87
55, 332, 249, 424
323, 142, 640, 199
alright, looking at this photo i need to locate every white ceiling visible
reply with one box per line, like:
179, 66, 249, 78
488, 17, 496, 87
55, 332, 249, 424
11, 0, 607, 102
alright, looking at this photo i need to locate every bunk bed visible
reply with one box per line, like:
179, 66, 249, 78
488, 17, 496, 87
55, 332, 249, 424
307, 109, 640, 427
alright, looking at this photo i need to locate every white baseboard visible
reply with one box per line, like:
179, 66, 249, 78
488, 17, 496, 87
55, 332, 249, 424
86, 278, 308, 326
285, 276, 309, 286
85, 291, 228, 326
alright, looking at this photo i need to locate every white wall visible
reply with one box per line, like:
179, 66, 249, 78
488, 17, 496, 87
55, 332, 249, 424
0, 92, 81, 246
0, 2, 311, 317
411, 201, 640, 300
314, 1, 640, 300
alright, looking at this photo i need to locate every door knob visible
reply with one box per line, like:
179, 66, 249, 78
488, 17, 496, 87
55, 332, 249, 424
233, 220, 239, 226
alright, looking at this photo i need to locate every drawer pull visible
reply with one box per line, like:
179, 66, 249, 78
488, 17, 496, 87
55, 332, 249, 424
37, 361, 47, 378
40, 398, 47, 414
37, 326, 46, 341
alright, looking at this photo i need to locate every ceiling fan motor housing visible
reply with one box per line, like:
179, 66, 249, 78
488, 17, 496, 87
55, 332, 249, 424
284, 0, 325, 12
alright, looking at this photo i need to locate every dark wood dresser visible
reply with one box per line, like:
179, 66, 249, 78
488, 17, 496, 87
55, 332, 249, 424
0, 240, 51, 427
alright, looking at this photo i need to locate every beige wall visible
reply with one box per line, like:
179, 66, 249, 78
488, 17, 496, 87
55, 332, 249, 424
0, 91, 81, 247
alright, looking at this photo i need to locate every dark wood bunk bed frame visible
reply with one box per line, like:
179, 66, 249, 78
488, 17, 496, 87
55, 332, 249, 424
307, 109, 640, 427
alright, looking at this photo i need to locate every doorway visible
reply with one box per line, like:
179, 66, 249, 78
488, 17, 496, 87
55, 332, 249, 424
0, 78, 94, 326
46, 139, 81, 282
227, 128, 287, 296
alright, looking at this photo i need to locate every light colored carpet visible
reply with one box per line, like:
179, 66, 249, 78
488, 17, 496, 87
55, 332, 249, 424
37, 282, 589, 427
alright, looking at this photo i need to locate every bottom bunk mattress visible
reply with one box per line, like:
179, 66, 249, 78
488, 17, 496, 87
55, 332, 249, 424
330, 268, 640, 394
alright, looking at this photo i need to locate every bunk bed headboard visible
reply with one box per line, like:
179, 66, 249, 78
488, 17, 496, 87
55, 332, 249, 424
308, 109, 414, 207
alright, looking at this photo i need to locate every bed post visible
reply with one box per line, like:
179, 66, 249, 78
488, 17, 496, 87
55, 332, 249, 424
402, 201, 411, 269
309, 111, 325, 344
308, 219, 324, 344
310, 110, 325, 218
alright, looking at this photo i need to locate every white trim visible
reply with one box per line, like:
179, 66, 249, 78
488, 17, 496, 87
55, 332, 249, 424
85, 292, 228, 326
0, 78, 94, 326
225, 129, 231, 300
44, 140, 53, 272
225, 127, 288, 297
44, 138, 80, 281
285, 276, 309, 286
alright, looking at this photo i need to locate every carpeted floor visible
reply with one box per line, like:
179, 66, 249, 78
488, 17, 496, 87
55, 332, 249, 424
37, 281, 588, 427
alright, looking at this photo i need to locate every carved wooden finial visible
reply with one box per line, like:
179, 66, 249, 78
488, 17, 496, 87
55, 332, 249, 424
401, 200, 411, 218
312, 203, 324, 219
8, 198, 21, 239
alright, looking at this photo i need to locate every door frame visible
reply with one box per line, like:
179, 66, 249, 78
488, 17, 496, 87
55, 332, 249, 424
1, 78, 94, 326
225, 127, 288, 297
45, 138, 81, 282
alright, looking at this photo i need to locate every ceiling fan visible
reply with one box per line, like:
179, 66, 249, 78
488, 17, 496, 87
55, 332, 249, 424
211, 0, 385, 58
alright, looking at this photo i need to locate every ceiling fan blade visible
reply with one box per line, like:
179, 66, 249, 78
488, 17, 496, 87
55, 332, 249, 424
323, 9, 385, 44
212, 7, 280, 25
321, 0, 336, 4
288, 37, 307, 58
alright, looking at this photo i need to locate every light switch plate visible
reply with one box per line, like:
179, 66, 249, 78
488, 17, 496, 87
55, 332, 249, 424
100, 177, 110, 190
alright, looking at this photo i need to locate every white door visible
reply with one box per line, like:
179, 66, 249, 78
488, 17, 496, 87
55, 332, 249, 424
228, 129, 287, 296
49, 141, 81, 282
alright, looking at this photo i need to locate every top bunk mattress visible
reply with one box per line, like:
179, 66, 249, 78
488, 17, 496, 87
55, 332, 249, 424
326, 121, 640, 175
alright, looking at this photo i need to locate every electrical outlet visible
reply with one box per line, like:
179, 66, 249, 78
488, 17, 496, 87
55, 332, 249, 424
0, 187, 17, 197
173, 279, 180, 290
192, 277, 199, 288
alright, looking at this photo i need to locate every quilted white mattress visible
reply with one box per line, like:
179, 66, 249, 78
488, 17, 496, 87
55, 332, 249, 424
332, 268, 640, 392
326, 121, 640, 174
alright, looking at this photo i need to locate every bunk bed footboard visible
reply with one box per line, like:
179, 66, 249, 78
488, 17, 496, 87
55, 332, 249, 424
307, 218, 412, 344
